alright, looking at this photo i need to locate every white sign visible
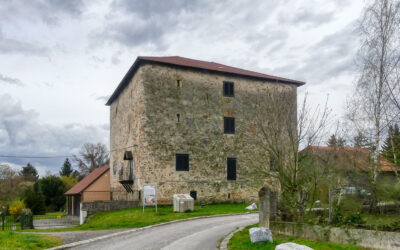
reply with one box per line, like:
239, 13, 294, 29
143, 184, 157, 212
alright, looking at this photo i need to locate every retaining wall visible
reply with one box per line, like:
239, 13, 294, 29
271, 221, 400, 250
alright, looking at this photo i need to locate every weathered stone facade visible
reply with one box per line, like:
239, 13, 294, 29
108, 58, 300, 204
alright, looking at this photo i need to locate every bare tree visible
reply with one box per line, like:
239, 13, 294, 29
73, 142, 109, 176
348, 0, 400, 180
242, 90, 331, 222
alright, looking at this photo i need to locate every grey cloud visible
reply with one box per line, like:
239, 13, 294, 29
93, 0, 205, 49
278, 7, 335, 28
0, 94, 109, 174
0, 28, 48, 56
273, 22, 358, 84
0, 74, 23, 86
0, 0, 84, 24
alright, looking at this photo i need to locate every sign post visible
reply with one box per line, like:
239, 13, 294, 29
142, 184, 157, 213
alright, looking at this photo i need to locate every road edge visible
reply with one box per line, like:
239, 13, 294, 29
219, 226, 244, 250
47, 212, 257, 249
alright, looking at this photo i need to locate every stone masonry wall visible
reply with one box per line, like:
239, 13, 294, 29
109, 62, 297, 203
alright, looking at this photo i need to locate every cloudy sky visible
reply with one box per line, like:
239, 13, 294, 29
0, 0, 365, 175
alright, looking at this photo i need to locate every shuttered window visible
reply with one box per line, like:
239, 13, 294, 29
224, 117, 235, 134
223, 81, 234, 97
227, 158, 237, 180
176, 154, 189, 171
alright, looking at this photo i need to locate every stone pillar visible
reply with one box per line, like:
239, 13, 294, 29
270, 191, 277, 221
258, 186, 270, 228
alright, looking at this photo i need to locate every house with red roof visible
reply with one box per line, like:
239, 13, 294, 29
105, 56, 304, 204
65, 164, 110, 216
301, 146, 398, 194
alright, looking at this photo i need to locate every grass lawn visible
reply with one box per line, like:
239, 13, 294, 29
30, 203, 255, 232
228, 224, 367, 250
0, 232, 62, 250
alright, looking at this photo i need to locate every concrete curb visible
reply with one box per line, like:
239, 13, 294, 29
47, 212, 257, 249
219, 226, 244, 250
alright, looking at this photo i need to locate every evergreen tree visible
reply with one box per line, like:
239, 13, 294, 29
327, 135, 345, 147
23, 182, 46, 215
353, 131, 370, 148
19, 163, 38, 181
38, 176, 66, 211
382, 124, 400, 167
59, 158, 73, 176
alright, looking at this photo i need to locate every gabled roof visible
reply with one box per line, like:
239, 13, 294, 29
302, 146, 396, 172
106, 56, 305, 106
65, 164, 109, 195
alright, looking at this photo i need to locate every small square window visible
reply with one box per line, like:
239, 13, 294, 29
190, 190, 197, 200
176, 154, 189, 171
227, 158, 237, 180
223, 81, 234, 97
224, 117, 235, 134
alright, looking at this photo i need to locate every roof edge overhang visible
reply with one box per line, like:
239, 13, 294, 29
105, 57, 306, 106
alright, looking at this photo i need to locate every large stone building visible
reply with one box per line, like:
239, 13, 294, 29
106, 56, 304, 203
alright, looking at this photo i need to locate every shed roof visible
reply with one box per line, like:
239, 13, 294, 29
65, 164, 109, 195
303, 146, 396, 172
106, 56, 305, 105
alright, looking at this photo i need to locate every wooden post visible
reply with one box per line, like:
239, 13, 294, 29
72, 196, 75, 216
259, 186, 270, 228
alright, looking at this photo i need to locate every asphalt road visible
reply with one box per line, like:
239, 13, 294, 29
71, 213, 258, 250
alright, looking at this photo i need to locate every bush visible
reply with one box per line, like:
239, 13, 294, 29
9, 200, 25, 221
345, 212, 364, 225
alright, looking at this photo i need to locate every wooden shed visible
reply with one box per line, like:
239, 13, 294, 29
65, 164, 110, 216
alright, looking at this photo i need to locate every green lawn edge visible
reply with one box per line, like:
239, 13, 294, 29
27, 203, 256, 232
227, 224, 367, 250
0, 231, 62, 250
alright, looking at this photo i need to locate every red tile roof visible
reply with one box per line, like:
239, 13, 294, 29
65, 164, 109, 195
106, 56, 305, 105
303, 146, 396, 172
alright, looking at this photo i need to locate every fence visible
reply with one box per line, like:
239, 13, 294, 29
33, 215, 79, 229
1, 214, 33, 231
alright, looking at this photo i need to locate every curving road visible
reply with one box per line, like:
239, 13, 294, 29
70, 213, 258, 250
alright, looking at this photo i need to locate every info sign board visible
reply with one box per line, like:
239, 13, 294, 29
142, 184, 157, 213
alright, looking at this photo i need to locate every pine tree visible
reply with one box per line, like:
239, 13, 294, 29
327, 135, 337, 147
382, 124, 400, 167
60, 158, 73, 176
20, 163, 38, 181
353, 131, 370, 148
23, 182, 46, 215
327, 135, 345, 147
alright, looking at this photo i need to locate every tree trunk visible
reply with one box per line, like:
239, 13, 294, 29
259, 186, 270, 228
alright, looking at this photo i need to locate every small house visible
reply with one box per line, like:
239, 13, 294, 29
65, 164, 110, 216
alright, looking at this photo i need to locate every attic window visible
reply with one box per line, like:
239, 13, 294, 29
124, 151, 133, 160
223, 81, 234, 97
177, 80, 182, 88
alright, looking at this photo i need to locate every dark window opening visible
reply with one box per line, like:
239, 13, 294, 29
138, 190, 141, 201
129, 160, 133, 179
190, 190, 197, 200
223, 81, 234, 97
227, 158, 237, 180
177, 80, 182, 88
120, 162, 124, 177
228, 193, 231, 199
224, 117, 235, 134
177, 114, 180, 123
113, 161, 117, 175
176, 154, 189, 171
